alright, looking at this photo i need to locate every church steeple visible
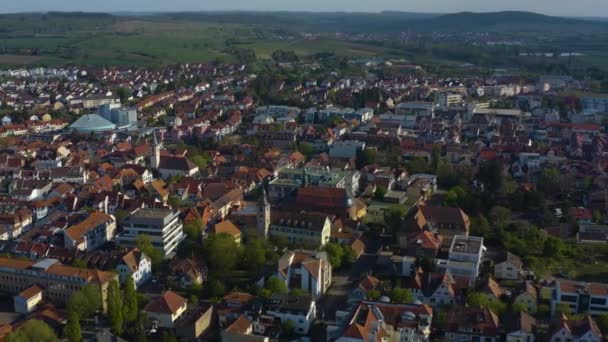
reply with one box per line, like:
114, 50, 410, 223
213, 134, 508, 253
151, 129, 162, 170
257, 185, 271, 237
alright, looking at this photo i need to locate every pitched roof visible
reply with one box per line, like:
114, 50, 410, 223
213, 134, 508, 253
18, 285, 43, 300
224, 314, 252, 335
158, 155, 198, 172
144, 291, 188, 315
64, 211, 113, 244
214, 220, 242, 237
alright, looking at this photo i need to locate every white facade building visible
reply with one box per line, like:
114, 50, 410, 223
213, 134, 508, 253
117, 208, 184, 257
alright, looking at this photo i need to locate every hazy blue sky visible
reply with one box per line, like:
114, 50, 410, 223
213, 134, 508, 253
1, 0, 607, 17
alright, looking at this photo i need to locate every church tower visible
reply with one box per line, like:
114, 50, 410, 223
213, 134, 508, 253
151, 130, 162, 170
257, 186, 271, 237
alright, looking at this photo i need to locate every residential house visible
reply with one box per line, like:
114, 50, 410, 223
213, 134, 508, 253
445, 307, 501, 342
217, 292, 257, 328
115, 248, 152, 288
411, 205, 470, 246
349, 275, 383, 303
213, 220, 242, 245
406, 269, 458, 307
169, 258, 206, 289
549, 314, 603, 342
494, 251, 524, 280
504, 311, 536, 342
277, 250, 332, 299
143, 291, 188, 329
513, 281, 538, 314
13, 285, 44, 314
333, 300, 433, 342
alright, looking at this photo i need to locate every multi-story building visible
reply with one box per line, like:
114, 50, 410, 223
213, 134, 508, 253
265, 293, 316, 335
437, 235, 485, 281
329, 140, 366, 160
0, 257, 116, 309
332, 300, 433, 342
117, 208, 185, 257
550, 279, 608, 316
268, 167, 355, 201
582, 97, 608, 114
63, 211, 117, 252
269, 212, 331, 247
438, 93, 463, 107
277, 250, 331, 299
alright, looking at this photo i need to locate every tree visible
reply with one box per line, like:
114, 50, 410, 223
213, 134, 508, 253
406, 157, 428, 175
490, 206, 511, 230
342, 245, 357, 267
203, 233, 240, 272
367, 289, 381, 300
123, 277, 138, 324
7, 320, 58, 342
63, 310, 82, 342
298, 142, 314, 159
416, 256, 436, 273
264, 276, 288, 296
538, 168, 561, 196
390, 287, 412, 304
183, 219, 203, 241
324, 243, 345, 269
191, 154, 210, 170
470, 216, 492, 240
597, 314, 608, 334
431, 145, 441, 173
543, 236, 565, 258
242, 237, 266, 275
203, 278, 226, 299
281, 319, 295, 337
107, 280, 124, 335
167, 196, 182, 207
68, 284, 101, 318
384, 205, 406, 234
116, 87, 131, 103
136, 234, 163, 269
478, 160, 504, 192
374, 185, 387, 200
357, 149, 376, 168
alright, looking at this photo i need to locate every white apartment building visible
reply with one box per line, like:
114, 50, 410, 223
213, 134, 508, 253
117, 208, 185, 257
437, 235, 485, 280
550, 279, 608, 316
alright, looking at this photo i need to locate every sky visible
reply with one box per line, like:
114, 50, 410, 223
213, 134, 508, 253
1, 0, 607, 17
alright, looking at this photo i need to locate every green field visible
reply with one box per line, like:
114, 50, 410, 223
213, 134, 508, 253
0, 15, 406, 67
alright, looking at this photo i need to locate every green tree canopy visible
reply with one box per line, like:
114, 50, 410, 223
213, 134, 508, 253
123, 277, 138, 324
390, 287, 413, 304
107, 280, 123, 336
7, 320, 58, 342
67, 284, 101, 318
63, 310, 82, 342
263, 276, 288, 297
203, 233, 241, 272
